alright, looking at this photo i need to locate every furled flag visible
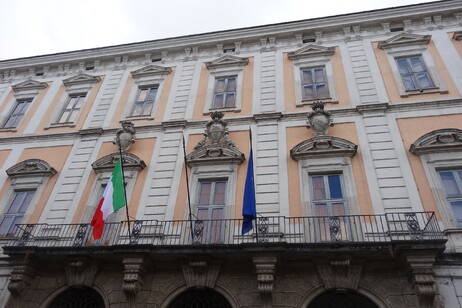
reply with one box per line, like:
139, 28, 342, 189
242, 145, 256, 235
91, 158, 126, 240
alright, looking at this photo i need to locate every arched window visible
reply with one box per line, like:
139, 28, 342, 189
48, 287, 105, 308
308, 290, 378, 308
168, 288, 231, 308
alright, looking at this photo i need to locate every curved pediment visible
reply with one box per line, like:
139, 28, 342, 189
378, 33, 431, 49
205, 55, 249, 70
410, 128, 462, 155
288, 44, 335, 61
6, 159, 57, 178
130, 65, 172, 78
290, 136, 357, 160
92, 152, 146, 173
63, 73, 101, 86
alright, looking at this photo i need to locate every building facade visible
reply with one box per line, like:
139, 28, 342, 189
0, 1, 461, 307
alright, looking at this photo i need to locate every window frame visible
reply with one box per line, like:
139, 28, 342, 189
437, 169, 462, 228
129, 86, 159, 118
0, 189, 36, 235
55, 93, 87, 125
1, 99, 33, 129
308, 173, 348, 217
211, 76, 237, 109
395, 55, 435, 91
300, 67, 331, 101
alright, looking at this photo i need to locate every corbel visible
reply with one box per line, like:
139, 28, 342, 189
182, 260, 220, 288
253, 256, 277, 308
316, 259, 362, 291
123, 257, 148, 307
65, 258, 99, 287
403, 253, 438, 308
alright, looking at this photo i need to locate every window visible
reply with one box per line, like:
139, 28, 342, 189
57, 94, 86, 124
212, 77, 236, 109
130, 87, 158, 117
438, 170, 462, 227
0, 190, 36, 235
195, 180, 227, 244
2, 100, 32, 128
301, 67, 329, 101
396, 56, 434, 91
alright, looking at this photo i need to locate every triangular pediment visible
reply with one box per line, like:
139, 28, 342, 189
92, 152, 146, 173
410, 128, 462, 155
378, 33, 431, 49
130, 65, 172, 78
290, 136, 357, 160
63, 73, 101, 87
288, 44, 335, 61
11, 79, 47, 92
6, 159, 57, 178
205, 55, 249, 70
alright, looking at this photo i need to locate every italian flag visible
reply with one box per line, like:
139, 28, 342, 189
90, 158, 126, 240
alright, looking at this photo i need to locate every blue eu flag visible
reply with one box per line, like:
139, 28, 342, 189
242, 147, 256, 235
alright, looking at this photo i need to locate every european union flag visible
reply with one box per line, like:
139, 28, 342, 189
242, 147, 256, 235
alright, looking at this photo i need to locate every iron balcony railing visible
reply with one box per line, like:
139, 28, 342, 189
4, 212, 443, 248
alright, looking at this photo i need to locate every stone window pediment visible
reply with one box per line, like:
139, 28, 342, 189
410, 128, 462, 155
63, 73, 101, 94
378, 33, 431, 49
6, 159, 57, 178
11, 79, 48, 100
91, 152, 146, 173
186, 112, 244, 166
290, 136, 357, 160
288, 44, 335, 61
205, 55, 249, 71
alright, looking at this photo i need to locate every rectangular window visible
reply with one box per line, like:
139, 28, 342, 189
396, 56, 434, 91
309, 174, 349, 241
0, 190, 36, 235
301, 67, 329, 101
58, 94, 86, 123
195, 180, 227, 244
2, 100, 32, 128
212, 77, 236, 109
438, 170, 462, 227
130, 87, 158, 117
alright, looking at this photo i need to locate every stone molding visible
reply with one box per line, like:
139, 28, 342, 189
316, 259, 362, 291
11, 79, 47, 92
287, 43, 335, 61
205, 54, 249, 70
123, 257, 148, 307
6, 159, 57, 178
378, 33, 431, 49
130, 64, 172, 79
290, 136, 357, 160
253, 256, 277, 308
410, 128, 462, 155
403, 253, 438, 308
91, 152, 146, 173
65, 258, 99, 287
186, 112, 244, 166
62, 73, 101, 87
182, 261, 220, 288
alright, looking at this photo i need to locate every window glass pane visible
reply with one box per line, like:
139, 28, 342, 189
0, 216, 15, 235
312, 176, 326, 200
197, 208, 209, 220
332, 202, 346, 216
143, 102, 154, 115
199, 183, 212, 205
314, 203, 328, 216
316, 84, 329, 98
409, 57, 424, 72
303, 86, 315, 100
224, 93, 235, 107
396, 59, 410, 74
213, 182, 226, 205
212, 94, 224, 108
439, 171, 461, 198
73, 96, 84, 109
450, 201, 462, 227
18, 191, 35, 213
68, 110, 79, 123
226, 78, 236, 91
402, 75, 417, 91
147, 88, 158, 101
131, 103, 143, 116
416, 73, 433, 88
211, 208, 224, 220
215, 79, 225, 93
328, 175, 343, 198
3, 116, 17, 128
138, 89, 147, 102
314, 68, 325, 82
302, 70, 313, 84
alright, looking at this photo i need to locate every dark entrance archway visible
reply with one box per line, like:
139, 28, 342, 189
168, 288, 232, 308
308, 290, 378, 308
48, 287, 105, 308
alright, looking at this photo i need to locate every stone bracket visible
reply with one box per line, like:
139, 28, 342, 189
403, 253, 438, 308
123, 257, 148, 307
253, 256, 277, 308
65, 258, 99, 287
182, 260, 220, 288
7, 256, 37, 298
316, 259, 362, 291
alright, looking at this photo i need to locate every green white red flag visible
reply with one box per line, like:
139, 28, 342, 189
90, 158, 125, 239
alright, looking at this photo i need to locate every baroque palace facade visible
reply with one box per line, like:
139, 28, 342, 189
0, 1, 462, 307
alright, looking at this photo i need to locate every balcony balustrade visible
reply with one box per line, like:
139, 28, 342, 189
3, 212, 443, 248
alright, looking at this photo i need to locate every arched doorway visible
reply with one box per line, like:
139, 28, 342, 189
308, 290, 378, 308
168, 288, 232, 308
47, 287, 105, 308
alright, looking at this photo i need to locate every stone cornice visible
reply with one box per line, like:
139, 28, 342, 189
0, 1, 460, 69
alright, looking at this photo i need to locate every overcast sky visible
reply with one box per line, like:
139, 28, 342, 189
0, 0, 438, 61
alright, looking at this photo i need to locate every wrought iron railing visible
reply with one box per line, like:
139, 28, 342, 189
3, 212, 443, 248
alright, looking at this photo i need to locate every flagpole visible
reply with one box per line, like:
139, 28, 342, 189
118, 141, 132, 243
182, 134, 195, 242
